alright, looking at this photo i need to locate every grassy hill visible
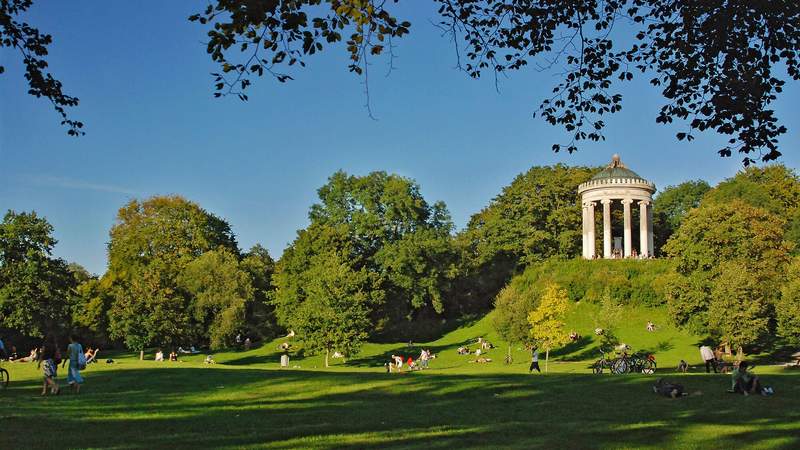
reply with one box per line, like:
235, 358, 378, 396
204, 302, 708, 374
2, 304, 799, 449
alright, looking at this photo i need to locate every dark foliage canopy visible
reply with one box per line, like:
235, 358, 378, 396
188, 0, 800, 163
0, 0, 83, 136
5, 1, 799, 163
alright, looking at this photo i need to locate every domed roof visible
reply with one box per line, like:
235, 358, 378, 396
590, 154, 646, 181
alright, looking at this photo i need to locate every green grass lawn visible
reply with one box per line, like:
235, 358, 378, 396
2, 309, 798, 449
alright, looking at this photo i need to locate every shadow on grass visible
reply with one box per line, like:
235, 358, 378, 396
2, 366, 799, 449
551, 336, 593, 360
222, 354, 280, 366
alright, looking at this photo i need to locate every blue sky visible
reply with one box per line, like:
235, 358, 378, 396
2, 2, 799, 275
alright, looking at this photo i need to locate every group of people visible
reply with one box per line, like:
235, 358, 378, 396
456, 337, 496, 359
698, 344, 738, 374
0, 334, 94, 396
37, 335, 87, 396
690, 345, 774, 396
387, 349, 434, 372
597, 249, 654, 259
154, 349, 179, 362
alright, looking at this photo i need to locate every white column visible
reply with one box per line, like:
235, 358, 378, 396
587, 201, 596, 259
602, 199, 612, 259
639, 200, 649, 258
647, 202, 654, 257
582, 204, 588, 259
622, 199, 632, 258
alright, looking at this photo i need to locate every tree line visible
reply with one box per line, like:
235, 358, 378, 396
2, 164, 800, 360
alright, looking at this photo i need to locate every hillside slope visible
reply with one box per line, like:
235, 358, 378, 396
205, 303, 705, 374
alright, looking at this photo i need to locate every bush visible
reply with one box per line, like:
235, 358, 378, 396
499, 258, 675, 308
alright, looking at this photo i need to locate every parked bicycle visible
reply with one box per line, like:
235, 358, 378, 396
592, 351, 615, 374
613, 351, 657, 374
0, 359, 9, 389
592, 350, 656, 375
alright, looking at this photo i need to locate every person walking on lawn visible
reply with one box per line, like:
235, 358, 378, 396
700, 345, 717, 373
63, 335, 85, 394
529, 347, 541, 373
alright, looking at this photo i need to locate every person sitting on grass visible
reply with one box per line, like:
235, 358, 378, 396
392, 354, 403, 371
730, 361, 771, 396
155, 349, 164, 362
85, 348, 99, 364
169, 351, 178, 361
204, 354, 216, 364
457, 346, 469, 355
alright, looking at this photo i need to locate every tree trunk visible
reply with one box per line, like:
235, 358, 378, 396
545, 348, 550, 373
140, 350, 144, 360
325, 348, 329, 368
507, 344, 512, 362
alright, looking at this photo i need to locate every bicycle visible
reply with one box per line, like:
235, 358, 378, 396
612, 352, 656, 374
0, 359, 9, 389
640, 354, 657, 374
592, 351, 615, 374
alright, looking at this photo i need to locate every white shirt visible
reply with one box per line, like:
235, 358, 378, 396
700, 346, 715, 361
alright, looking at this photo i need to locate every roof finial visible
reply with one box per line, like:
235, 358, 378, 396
609, 154, 625, 168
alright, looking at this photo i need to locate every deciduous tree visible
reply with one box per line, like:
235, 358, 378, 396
664, 200, 792, 337
777, 257, 800, 347
179, 248, 254, 349
652, 180, 710, 254
708, 262, 774, 354
492, 283, 536, 361
456, 164, 596, 311
0, 211, 76, 340
106, 196, 239, 353
282, 171, 454, 339
528, 283, 571, 372
273, 223, 382, 366
240, 244, 279, 340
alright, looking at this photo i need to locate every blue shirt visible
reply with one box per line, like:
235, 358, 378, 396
67, 342, 83, 365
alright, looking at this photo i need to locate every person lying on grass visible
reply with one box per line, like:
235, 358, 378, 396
12, 348, 37, 363
653, 378, 687, 398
